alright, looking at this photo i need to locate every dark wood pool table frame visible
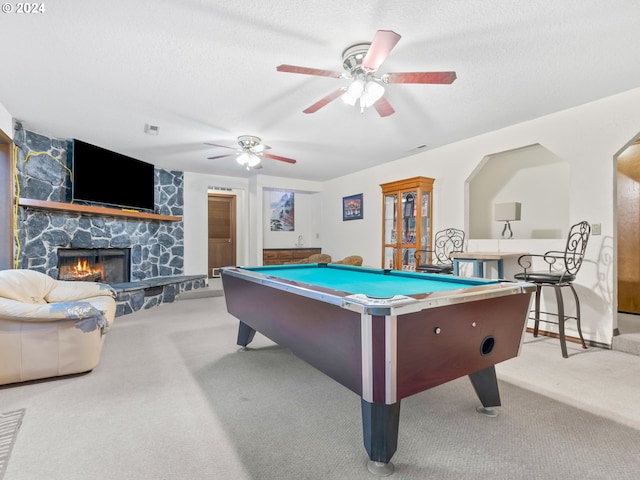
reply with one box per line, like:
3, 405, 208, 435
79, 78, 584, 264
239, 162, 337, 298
222, 264, 534, 475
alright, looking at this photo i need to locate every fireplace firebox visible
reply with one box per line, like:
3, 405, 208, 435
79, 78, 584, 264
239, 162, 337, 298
57, 248, 131, 284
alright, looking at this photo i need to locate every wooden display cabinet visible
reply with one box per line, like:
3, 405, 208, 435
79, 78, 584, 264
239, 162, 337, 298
380, 176, 434, 270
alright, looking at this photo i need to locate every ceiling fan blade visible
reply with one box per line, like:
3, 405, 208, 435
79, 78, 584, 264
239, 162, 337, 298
303, 87, 347, 114
373, 97, 395, 117
383, 71, 457, 84
277, 64, 343, 78
205, 142, 238, 150
207, 154, 234, 160
263, 153, 297, 164
362, 30, 401, 72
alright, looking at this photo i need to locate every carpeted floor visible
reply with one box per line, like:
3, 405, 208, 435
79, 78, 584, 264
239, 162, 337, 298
188, 337, 640, 480
0, 409, 25, 480
0, 295, 639, 479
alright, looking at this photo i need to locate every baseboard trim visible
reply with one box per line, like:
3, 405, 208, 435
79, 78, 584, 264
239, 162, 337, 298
525, 327, 611, 350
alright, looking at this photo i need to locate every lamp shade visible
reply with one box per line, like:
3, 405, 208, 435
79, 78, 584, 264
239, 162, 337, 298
494, 202, 521, 221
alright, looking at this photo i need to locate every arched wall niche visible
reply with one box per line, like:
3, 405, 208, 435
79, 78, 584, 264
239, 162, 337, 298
466, 143, 570, 239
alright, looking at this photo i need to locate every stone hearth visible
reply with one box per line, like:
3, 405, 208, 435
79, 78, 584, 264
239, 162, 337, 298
111, 274, 207, 316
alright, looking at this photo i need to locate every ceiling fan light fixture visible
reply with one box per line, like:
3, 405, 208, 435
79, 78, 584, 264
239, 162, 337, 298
247, 153, 261, 168
278, 30, 456, 118
236, 151, 261, 169
207, 135, 295, 168
236, 152, 251, 166
341, 79, 363, 106
360, 81, 385, 108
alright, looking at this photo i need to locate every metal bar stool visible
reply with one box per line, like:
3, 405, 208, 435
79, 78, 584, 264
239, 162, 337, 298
414, 228, 465, 274
514, 221, 591, 358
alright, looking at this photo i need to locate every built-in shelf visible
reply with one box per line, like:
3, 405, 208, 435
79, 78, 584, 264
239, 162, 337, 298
18, 198, 182, 222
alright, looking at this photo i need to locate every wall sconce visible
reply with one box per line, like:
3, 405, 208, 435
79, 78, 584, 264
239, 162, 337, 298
494, 202, 521, 239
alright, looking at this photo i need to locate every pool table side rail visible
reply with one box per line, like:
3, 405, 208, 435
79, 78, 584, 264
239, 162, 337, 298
221, 266, 536, 316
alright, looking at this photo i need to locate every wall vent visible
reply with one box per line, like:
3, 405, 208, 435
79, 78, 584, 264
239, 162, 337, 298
144, 123, 160, 135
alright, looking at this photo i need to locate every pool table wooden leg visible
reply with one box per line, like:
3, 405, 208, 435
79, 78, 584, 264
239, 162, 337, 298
468, 366, 501, 416
236, 321, 256, 347
361, 399, 400, 472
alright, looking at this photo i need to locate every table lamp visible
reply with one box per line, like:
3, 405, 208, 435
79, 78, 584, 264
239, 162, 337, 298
494, 202, 521, 239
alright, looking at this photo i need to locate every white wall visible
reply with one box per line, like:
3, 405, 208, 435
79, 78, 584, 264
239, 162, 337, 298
252, 176, 323, 261
262, 189, 322, 249
468, 144, 570, 239
0, 101, 12, 138
318, 87, 640, 347
183, 172, 322, 274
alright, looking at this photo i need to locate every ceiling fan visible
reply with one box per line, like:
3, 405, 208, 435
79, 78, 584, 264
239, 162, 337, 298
277, 30, 456, 117
206, 135, 297, 170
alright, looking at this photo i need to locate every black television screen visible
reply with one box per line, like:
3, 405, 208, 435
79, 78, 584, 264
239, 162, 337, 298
72, 139, 155, 212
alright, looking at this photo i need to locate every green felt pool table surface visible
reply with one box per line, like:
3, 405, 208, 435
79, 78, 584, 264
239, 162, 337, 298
243, 263, 498, 298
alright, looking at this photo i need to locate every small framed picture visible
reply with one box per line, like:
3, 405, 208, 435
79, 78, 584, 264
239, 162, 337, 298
343, 193, 363, 221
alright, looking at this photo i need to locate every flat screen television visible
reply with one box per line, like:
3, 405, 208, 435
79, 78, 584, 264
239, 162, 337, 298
71, 139, 156, 212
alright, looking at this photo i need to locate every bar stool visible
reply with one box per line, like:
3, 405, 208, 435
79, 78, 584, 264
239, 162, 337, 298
514, 221, 591, 358
414, 228, 465, 274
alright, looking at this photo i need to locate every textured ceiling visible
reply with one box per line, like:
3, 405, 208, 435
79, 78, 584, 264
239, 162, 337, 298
1, 0, 640, 181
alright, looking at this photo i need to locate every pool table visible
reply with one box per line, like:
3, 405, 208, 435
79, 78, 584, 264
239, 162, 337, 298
221, 263, 535, 475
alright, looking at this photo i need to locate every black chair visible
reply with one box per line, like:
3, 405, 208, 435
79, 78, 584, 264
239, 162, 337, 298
514, 221, 591, 358
414, 228, 465, 274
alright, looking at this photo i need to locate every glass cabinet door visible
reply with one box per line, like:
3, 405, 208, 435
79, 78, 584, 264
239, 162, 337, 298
383, 194, 397, 245
420, 190, 431, 250
401, 247, 416, 270
383, 247, 396, 269
401, 191, 416, 245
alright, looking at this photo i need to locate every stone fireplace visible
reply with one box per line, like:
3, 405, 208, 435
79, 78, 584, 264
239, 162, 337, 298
13, 124, 185, 282
11, 124, 207, 317
57, 248, 131, 283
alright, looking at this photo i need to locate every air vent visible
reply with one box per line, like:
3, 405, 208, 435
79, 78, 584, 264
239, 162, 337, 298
144, 123, 160, 135
407, 144, 430, 154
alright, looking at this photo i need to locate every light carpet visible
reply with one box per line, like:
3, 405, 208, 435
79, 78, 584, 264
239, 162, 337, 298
187, 340, 640, 480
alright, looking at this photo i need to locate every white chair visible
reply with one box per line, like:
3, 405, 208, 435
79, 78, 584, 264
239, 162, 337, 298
0, 269, 116, 385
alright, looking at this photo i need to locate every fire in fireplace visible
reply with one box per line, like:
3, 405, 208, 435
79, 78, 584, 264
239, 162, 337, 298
57, 248, 131, 284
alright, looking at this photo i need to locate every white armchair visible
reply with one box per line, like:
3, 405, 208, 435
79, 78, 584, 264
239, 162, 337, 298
0, 269, 117, 385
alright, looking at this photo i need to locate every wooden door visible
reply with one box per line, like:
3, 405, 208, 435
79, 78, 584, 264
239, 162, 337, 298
617, 140, 640, 314
0, 130, 12, 270
208, 194, 236, 277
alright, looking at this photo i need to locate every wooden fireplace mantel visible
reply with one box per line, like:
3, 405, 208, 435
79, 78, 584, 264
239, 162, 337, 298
18, 198, 182, 222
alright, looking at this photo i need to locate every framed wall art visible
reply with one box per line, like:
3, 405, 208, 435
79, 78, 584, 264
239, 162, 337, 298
342, 193, 363, 221
270, 190, 295, 231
